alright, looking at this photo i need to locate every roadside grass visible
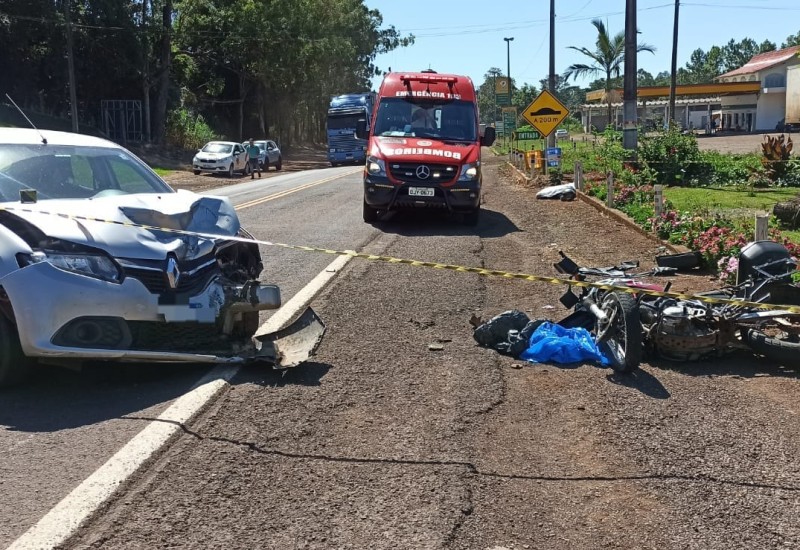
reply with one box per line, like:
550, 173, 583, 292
664, 186, 798, 213
151, 167, 174, 177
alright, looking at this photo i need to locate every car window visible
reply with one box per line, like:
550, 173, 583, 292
0, 144, 172, 201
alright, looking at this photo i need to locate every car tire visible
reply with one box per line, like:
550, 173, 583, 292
363, 199, 380, 223
193, 170, 200, 175
0, 313, 31, 387
227, 164, 234, 178
275, 156, 282, 171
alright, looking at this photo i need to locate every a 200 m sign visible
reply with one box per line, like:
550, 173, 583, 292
521, 90, 570, 137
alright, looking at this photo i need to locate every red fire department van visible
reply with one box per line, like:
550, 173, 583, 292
359, 70, 495, 225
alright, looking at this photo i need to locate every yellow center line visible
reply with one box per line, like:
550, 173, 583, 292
235, 168, 362, 211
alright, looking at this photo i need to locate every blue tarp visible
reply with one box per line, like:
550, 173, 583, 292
519, 321, 610, 366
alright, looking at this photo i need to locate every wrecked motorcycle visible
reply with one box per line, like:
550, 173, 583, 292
640, 240, 800, 366
553, 252, 672, 373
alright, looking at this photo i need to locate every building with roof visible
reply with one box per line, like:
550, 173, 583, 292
578, 45, 800, 133
714, 45, 799, 132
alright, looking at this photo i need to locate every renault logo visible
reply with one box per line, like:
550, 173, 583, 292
166, 257, 181, 289
415, 165, 431, 179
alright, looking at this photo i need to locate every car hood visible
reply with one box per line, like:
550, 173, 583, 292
195, 152, 231, 160
370, 136, 479, 165
0, 191, 240, 261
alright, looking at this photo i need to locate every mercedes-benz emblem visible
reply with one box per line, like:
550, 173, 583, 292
166, 257, 181, 289
415, 165, 431, 180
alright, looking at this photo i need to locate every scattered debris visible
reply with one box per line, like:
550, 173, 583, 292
536, 182, 576, 201
428, 343, 445, 351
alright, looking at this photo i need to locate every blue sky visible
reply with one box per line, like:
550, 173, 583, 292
364, 0, 800, 91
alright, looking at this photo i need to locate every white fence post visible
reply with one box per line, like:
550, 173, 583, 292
755, 214, 769, 241
606, 172, 614, 208
574, 161, 583, 191
654, 185, 664, 218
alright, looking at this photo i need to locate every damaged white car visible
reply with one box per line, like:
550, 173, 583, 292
0, 128, 323, 386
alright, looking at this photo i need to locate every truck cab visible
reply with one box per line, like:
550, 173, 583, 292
327, 93, 375, 166
361, 71, 495, 225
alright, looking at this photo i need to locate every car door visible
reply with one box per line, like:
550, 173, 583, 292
266, 141, 279, 164
233, 144, 246, 170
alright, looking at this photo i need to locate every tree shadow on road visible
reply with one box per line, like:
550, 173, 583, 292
374, 207, 521, 238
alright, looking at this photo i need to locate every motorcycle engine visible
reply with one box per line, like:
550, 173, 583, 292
650, 302, 718, 361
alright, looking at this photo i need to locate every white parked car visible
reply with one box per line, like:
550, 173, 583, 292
193, 141, 249, 177
0, 128, 323, 386
554, 128, 569, 140
242, 139, 283, 171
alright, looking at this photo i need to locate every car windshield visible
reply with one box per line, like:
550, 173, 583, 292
372, 98, 477, 141
202, 143, 233, 154
0, 144, 173, 202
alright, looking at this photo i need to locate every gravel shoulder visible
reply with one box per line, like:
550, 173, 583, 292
62, 153, 800, 550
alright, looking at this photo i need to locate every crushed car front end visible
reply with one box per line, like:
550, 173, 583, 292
0, 129, 324, 385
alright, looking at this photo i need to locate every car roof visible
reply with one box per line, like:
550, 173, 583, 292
0, 127, 124, 148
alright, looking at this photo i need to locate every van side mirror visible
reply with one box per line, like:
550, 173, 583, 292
480, 126, 496, 146
355, 125, 370, 140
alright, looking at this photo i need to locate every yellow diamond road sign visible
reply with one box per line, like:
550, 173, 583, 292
521, 90, 569, 137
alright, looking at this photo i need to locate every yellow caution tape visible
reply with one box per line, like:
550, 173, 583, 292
3, 204, 800, 314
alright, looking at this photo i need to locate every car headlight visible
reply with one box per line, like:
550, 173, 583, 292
458, 162, 481, 182
26, 250, 121, 282
366, 155, 386, 176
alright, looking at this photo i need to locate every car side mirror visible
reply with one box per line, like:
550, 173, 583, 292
480, 126, 496, 146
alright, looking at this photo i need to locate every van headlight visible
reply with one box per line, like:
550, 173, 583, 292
458, 162, 480, 181
367, 155, 386, 176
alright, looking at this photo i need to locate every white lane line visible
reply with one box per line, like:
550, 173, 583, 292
7, 253, 353, 550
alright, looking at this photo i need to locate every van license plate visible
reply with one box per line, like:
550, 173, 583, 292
408, 187, 434, 197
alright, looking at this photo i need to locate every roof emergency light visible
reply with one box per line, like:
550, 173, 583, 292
400, 74, 459, 85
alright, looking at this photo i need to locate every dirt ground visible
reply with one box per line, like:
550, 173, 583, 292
136, 143, 334, 192
60, 152, 800, 550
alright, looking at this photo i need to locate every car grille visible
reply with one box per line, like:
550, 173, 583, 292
388, 162, 458, 184
128, 321, 233, 353
329, 135, 361, 150
124, 261, 219, 295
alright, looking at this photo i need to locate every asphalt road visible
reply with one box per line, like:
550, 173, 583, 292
0, 165, 369, 548
6, 156, 800, 549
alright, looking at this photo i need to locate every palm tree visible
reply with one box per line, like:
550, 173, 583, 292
564, 19, 655, 131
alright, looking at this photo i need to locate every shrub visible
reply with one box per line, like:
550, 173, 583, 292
165, 108, 218, 150
638, 124, 703, 186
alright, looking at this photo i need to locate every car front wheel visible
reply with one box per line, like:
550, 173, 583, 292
227, 164, 234, 178
275, 156, 282, 171
0, 314, 31, 387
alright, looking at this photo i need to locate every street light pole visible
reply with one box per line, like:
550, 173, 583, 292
547, 0, 556, 149
622, 0, 638, 153
504, 37, 514, 146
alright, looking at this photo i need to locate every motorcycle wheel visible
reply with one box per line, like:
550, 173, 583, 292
596, 291, 642, 373
744, 317, 800, 367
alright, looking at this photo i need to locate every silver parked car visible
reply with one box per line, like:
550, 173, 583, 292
0, 128, 323, 385
193, 141, 250, 177
242, 140, 283, 171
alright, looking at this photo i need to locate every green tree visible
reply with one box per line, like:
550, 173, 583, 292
678, 46, 723, 84
477, 67, 504, 125
563, 18, 655, 129
781, 30, 800, 48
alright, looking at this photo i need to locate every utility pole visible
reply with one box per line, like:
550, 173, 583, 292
504, 37, 514, 147
547, 0, 556, 149
622, 0, 638, 153
668, 0, 680, 124
64, 0, 79, 133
